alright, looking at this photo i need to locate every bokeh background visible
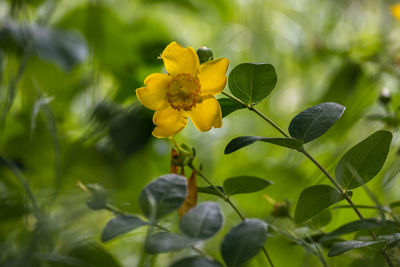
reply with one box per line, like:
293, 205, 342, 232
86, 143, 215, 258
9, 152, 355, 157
1, 0, 400, 266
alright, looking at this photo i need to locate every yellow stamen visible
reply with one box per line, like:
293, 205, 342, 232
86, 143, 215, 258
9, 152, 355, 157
167, 73, 201, 111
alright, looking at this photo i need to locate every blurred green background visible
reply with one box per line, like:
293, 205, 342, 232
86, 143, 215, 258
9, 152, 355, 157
1, 0, 400, 266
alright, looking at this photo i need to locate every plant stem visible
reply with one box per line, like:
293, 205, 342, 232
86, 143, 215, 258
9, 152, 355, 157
222, 91, 394, 267
192, 167, 274, 267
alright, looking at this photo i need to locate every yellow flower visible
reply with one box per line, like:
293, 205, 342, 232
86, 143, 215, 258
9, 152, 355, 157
136, 42, 229, 138
391, 3, 400, 20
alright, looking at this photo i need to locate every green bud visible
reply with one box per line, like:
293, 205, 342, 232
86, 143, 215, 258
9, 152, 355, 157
86, 183, 108, 210
271, 202, 290, 217
197, 46, 214, 64
379, 88, 391, 105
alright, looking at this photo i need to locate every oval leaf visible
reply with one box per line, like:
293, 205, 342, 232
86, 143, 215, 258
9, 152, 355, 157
328, 240, 386, 257
228, 63, 277, 105
146, 232, 196, 254
288, 102, 345, 143
223, 176, 272, 196
294, 185, 344, 224
224, 136, 303, 154
139, 174, 187, 220
169, 256, 223, 267
197, 186, 225, 198
218, 98, 244, 118
221, 219, 268, 267
335, 130, 392, 190
180, 202, 223, 239
101, 215, 147, 242
321, 219, 396, 242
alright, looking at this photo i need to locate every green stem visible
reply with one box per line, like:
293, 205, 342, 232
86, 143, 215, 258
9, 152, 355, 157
192, 166, 274, 267
222, 91, 394, 267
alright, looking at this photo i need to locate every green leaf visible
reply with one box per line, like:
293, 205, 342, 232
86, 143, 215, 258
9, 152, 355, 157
218, 98, 244, 118
180, 202, 223, 239
197, 186, 225, 197
321, 219, 396, 242
101, 215, 147, 242
223, 176, 272, 196
335, 130, 393, 190
294, 185, 344, 224
328, 240, 386, 257
139, 174, 187, 221
221, 219, 268, 267
170, 256, 223, 267
224, 136, 303, 154
228, 63, 277, 105
0, 21, 88, 71
146, 232, 196, 254
67, 241, 122, 267
288, 102, 345, 143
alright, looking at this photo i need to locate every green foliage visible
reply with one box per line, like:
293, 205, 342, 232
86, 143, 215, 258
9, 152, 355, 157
218, 98, 244, 118
289, 102, 346, 143
228, 63, 277, 105
138, 174, 187, 221
224, 136, 303, 154
0, 21, 88, 71
321, 219, 398, 242
170, 256, 223, 267
223, 176, 272, 196
221, 219, 268, 267
295, 185, 344, 224
335, 130, 392, 189
179, 202, 223, 239
328, 240, 386, 257
146, 232, 197, 254
101, 215, 147, 242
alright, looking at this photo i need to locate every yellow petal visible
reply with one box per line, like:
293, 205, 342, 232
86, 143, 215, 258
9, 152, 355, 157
190, 95, 222, 132
152, 106, 188, 138
161, 42, 199, 77
198, 58, 229, 95
391, 3, 400, 20
136, 73, 170, 111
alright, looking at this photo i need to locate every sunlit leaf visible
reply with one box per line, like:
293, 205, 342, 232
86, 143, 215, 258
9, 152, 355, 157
101, 215, 147, 242
228, 63, 277, 105
221, 219, 268, 267
294, 185, 344, 224
139, 174, 187, 221
328, 240, 386, 257
288, 102, 345, 143
223, 176, 272, 196
335, 130, 392, 190
224, 136, 303, 154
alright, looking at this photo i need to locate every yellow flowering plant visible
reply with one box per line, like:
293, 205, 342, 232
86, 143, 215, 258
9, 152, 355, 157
85, 42, 396, 267
136, 42, 229, 138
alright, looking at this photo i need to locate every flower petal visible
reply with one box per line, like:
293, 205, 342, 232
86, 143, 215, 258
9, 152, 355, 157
152, 106, 188, 138
391, 3, 400, 20
198, 58, 229, 95
190, 95, 222, 132
136, 73, 170, 111
161, 42, 199, 77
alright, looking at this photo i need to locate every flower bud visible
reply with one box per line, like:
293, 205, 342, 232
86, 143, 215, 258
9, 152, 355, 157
86, 183, 108, 210
272, 202, 290, 217
379, 88, 391, 105
197, 46, 214, 64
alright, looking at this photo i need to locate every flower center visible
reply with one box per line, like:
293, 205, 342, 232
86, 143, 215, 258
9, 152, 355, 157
167, 73, 201, 111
